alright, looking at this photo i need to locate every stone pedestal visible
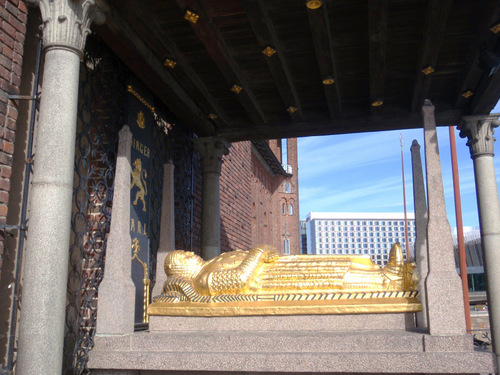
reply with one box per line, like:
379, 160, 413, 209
149, 313, 416, 332
95, 126, 135, 335
16, 1, 104, 374
459, 114, 500, 366
193, 137, 230, 260
422, 100, 466, 336
410, 140, 429, 330
88, 328, 494, 374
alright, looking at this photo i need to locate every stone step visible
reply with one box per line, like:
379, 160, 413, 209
89, 330, 495, 374
129, 330, 425, 353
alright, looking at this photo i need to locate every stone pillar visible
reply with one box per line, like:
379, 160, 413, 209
410, 140, 429, 330
152, 160, 175, 296
193, 137, 230, 260
95, 126, 135, 335
16, 1, 104, 374
458, 114, 500, 363
422, 100, 466, 336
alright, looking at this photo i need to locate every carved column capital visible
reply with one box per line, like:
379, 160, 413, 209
194, 137, 231, 174
28, 0, 106, 56
458, 115, 500, 158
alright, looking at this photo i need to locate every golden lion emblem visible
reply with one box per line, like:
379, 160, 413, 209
137, 110, 146, 129
131, 158, 148, 212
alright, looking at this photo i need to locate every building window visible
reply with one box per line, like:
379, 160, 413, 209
288, 204, 293, 215
284, 182, 291, 193
282, 138, 288, 164
284, 239, 290, 255
282, 203, 286, 215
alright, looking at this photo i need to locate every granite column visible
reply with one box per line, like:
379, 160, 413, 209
16, 1, 104, 374
458, 114, 500, 365
193, 137, 230, 260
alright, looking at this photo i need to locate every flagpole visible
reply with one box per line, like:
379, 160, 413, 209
448, 126, 471, 332
400, 133, 410, 260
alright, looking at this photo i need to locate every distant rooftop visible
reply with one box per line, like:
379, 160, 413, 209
306, 212, 416, 220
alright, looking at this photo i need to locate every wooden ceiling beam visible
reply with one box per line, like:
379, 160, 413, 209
94, 5, 215, 137
368, 0, 387, 114
242, 0, 304, 122
102, 0, 230, 130
454, 2, 500, 111
175, 0, 267, 126
307, 2, 342, 119
154, 23, 232, 129
470, 66, 500, 115
410, 0, 452, 112
218, 107, 463, 142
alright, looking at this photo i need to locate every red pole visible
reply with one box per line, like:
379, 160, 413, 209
400, 133, 410, 261
448, 126, 472, 332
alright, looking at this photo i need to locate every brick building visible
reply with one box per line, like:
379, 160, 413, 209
0, 0, 28, 274
220, 138, 300, 255
247, 138, 300, 255
0, 2, 30, 372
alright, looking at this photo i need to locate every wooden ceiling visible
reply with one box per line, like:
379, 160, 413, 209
95, 0, 500, 142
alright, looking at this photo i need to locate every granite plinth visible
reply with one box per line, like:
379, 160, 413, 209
88, 330, 495, 374
149, 312, 416, 332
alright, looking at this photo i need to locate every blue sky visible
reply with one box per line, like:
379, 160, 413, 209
298, 105, 500, 228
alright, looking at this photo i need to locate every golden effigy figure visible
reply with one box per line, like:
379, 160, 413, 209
148, 243, 421, 316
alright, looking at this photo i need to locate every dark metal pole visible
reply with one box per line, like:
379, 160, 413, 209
448, 125, 472, 332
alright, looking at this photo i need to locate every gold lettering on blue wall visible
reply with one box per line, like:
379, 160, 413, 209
130, 218, 148, 235
131, 137, 151, 158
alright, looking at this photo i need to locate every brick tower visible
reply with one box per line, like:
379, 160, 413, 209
274, 138, 300, 255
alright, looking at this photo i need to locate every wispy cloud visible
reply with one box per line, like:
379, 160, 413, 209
298, 126, 500, 227
298, 130, 415, 180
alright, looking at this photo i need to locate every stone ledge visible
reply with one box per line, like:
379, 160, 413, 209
88, 331, 495, 374
94, 331, 425, 353
423, 334, 474, 352
149, 312, 416, 332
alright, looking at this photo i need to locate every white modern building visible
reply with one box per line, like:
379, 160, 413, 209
305, 212, 416, 266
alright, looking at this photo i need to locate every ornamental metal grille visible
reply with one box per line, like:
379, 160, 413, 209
63, 35, 197, 375
64, 36, 124, 375
171, 124, 195, 252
